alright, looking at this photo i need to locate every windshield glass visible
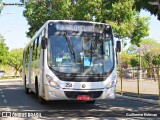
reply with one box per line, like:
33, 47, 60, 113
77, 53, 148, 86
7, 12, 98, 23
48, 34, 114, 74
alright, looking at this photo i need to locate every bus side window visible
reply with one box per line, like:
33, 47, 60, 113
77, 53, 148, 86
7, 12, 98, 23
32, 41, 35, 60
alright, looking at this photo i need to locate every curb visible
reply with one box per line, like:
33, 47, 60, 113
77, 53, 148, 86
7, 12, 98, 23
116, 94, 160, 105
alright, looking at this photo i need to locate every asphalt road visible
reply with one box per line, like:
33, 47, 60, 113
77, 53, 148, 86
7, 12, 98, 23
0, 80, 159, 120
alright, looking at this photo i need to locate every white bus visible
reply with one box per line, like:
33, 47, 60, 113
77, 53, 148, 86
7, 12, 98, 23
23, 20, 121, 104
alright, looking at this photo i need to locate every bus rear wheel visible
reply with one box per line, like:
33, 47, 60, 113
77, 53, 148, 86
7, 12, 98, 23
24, 76, 29, 94
35, 78, 39, 97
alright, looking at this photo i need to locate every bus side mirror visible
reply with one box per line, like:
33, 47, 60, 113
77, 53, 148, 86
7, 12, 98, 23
116, 41, 121, 52
41, 37, 47, 49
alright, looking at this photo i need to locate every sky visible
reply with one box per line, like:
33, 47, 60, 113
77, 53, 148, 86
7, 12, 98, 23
0, 0, 29, 50
0, 0, 160, 50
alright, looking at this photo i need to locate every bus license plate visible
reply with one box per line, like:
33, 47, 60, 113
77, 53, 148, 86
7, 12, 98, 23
77, 95, 90, 101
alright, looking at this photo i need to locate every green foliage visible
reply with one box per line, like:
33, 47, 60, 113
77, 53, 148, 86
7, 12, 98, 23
130, 56, 139, 67
134, 0, 159, 15
105, 0, 136, 38
0, 34, 8, 65
152, 55, 160, 66
6, 49, 23, 76
131, 15, 150, 46
23, 0, 150, 46
140, 39, 160, 67
24, 0, 72, 37
120, 52, 134, 67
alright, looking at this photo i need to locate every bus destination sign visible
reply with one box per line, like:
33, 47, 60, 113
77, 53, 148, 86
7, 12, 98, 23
56, 24, 105, 33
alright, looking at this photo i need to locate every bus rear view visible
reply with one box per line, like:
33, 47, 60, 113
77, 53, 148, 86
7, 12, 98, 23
23, 20, 121, 104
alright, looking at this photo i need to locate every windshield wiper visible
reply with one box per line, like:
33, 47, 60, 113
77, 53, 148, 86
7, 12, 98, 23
64, 33, 76, 63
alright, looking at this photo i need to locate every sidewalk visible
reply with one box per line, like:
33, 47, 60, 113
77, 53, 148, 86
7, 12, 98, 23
116, 93, 160, 105
116, 92, 159, 100
116, 78, 160, 105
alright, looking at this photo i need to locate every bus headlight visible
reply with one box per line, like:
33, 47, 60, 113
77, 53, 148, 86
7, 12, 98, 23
46, 74, 60, 89
105, 81, 115, 89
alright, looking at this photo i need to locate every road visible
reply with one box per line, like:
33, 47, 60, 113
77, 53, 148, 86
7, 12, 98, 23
0, 80, 159, 119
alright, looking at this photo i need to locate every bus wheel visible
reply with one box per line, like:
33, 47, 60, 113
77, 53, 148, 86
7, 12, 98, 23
24, 76, 29, 94
35, 78, 46, 104
86, 100, 95, 104
25, 86, 29, 94
35, 78, 39, 97
38, 96, 46, 105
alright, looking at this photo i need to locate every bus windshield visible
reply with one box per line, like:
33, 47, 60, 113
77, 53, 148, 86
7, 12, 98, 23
48, 33, 114, 74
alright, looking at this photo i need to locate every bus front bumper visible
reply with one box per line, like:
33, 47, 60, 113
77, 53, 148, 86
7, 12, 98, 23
44, 85, 116, 101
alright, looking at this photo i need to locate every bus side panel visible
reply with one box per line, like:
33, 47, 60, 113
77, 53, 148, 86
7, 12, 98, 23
22, 52, 26, 86
38, 31, 45, 97
28, 46, 33, 89
31, 38, 41, 93
24, 48, 30, 88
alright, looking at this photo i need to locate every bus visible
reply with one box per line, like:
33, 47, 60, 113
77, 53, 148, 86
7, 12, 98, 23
22, 20, 121, 104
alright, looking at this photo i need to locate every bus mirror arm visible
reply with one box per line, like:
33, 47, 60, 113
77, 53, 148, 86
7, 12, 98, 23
41, 37, 47, 49
116, 41, 121, 52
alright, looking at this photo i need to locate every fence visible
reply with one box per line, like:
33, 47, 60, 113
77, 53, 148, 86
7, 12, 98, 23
116, 67, 160, 100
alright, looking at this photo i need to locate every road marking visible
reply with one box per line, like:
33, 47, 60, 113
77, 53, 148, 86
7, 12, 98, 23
1, 91, 3, 94
2, 95, 5, 98
4, 99, 7, 103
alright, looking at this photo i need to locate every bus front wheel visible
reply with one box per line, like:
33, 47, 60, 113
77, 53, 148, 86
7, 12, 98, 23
35, 78, 46, 105
38, 96, 46, 105
25, 87, 29, 94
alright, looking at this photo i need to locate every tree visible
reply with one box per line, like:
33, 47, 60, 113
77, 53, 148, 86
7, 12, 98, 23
134, 0, 158, 14
130, 15, 150, 46
23, 0, 150, 46
134, 0, 160, 20
66, 0, 150, 46
23, 0, 72, 37
120, 51, 134, 68
0, 0, 3, 14
130, 55, 140, 67
0, 34, 8, 66
140, 39, 160, 80
6, 49, 23, 77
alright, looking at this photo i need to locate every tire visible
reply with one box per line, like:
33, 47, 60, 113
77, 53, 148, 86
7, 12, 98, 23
86, 100, 95, 104
35, 78, 39, 97
38, 96, 46, 105
24, 76, 29, 94
35, 77, 46, 105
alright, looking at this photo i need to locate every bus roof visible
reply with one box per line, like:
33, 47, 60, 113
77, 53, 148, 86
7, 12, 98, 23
46, 20, 110, 25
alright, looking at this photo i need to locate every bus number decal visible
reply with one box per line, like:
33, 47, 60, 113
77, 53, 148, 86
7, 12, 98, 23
66, 83, 72, 87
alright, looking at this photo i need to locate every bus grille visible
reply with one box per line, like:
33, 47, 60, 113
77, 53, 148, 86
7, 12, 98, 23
64, 91, 103, 99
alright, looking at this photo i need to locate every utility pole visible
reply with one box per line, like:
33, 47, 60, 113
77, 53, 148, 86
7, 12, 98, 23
139, 47, 142, 80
